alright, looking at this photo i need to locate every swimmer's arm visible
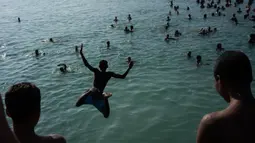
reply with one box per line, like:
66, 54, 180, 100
80, 44, 96, 72
196, 114, 217, 143
0, 95, 20, 143
111, 62, 133, 79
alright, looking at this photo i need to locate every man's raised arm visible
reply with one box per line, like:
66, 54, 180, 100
111, 61, 134, 79
80, 44, 96, 72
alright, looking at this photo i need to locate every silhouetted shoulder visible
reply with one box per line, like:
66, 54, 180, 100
197, 112, 222, 143
44, 134, 66, 143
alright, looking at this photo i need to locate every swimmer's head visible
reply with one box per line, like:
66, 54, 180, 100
187, 51, 192, 57
217, 43, 222, 49
5, 82, 41, 126
166, 34, 170, 38
127, 57, 131, 62
35, 49, 39, 56
60, 67, 66, 73
107, 41, 110, 47
75, 46, 78, 52
99, 60, 108, 71
49, 38, 54, 42
214, 51, 253, 101
196, 55, 202, 63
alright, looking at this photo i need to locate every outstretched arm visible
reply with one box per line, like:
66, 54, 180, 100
111, 61, 134, 79
80, 44, 96, 72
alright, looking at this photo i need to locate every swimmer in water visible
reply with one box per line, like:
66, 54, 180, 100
165, 34, 170, 41
196, 55, 202, 66
107, 41, 110, 48
18, 17, 21, 23
35, 49, 40, 57
169, 11, 172, 15
175, 30, 181, 37
128, 14, 132, 22
167, 16, 171, 21
114, 16, 118, 23
216, 43, 224, 51
204, 14, 207, 19
130, 25, 134, 32
212, 13, 215, 16
237, 8, 242, 13
188, 14, 192, 20
187, 51, 192, 58
75, 44, 134, 118
110, 24, 115, 28
165, 22, 170, 30
75, 45, 79, 52
124, 26, 130, 32
187, 7, 190, 10
49, 38, 54, 43
57, 64, 67, 73
170, 1, 173, 7
208, 26, 212, 32
214, 28, 217, 32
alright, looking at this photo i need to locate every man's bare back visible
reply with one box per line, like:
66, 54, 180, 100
198, 99, 255, 143
197, 51, 255, 143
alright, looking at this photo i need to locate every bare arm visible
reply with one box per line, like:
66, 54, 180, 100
111, 61, 134, 79
0, 95, 20, 143
80, 44, 96, 72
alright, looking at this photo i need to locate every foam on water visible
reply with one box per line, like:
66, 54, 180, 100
0, 0, 255, 143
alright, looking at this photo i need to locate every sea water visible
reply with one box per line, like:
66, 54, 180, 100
0, 0, 255, 142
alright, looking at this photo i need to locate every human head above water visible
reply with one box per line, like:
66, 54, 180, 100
214, 51, 253, 100
99, 60, 108, 71
5, 82, 41, 125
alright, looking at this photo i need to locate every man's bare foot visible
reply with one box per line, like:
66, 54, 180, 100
103, 93, 112, 99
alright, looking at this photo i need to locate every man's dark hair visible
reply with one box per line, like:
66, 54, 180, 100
214, 51, 253, 86
5, 82, 41, 123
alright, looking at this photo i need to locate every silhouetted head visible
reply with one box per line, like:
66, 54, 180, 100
5, 82, 41, 126
217, 43, 222, 49
214, 28, 217, 31
233, 13, 236, 17
107, 41, 110, 47
214, 51, 253, 102
18, 17, 21, 22
35, 49, 39, 56
196, 55, 202, 64
187, 51, 192, 58
99, 60, 108, 71
166, 34, 170, 38
49, 38, 54, 42
75, 46, 79, 52
204, 14, 207, 18
127, 57, 131, 63
212, 13, 215, 16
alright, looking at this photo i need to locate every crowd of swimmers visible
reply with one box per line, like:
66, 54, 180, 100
4, 0, 255, 143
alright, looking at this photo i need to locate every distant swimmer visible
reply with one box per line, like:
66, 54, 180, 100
114, 16, 118, 23
222, 6, 226, 10
216, 43, 224, 51
187, 6, 190, 10
208, 26, 212, 32
18, 17, 21, 23
203, 14, 207, 19
212, 13, 215, 16
188, 14, 192, 20
75, 44, 134, 118
234, 2, 237, 7
169, 11, 172, 15
196, 55, 202, 66
218, 11, 222, 16
170, 0, 173, 7
57, 64, 67, 73
128, 14, 132, 22
130, 25, 134, 32
49, 38, 54, 43
231, 14, 238, 24
107, 41, 110, 48
174, 30, 182, 37
35, 49, 40, 57
165, 34, 177, 41
187, 51, 192, 58
165, 22, 170, 30
167, 16, 171, 21
197, 0, 200, 4
214, 28, 217, 32
124, 26, 130, 32
237, 8, 242, 13
75, 45, 79, 52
